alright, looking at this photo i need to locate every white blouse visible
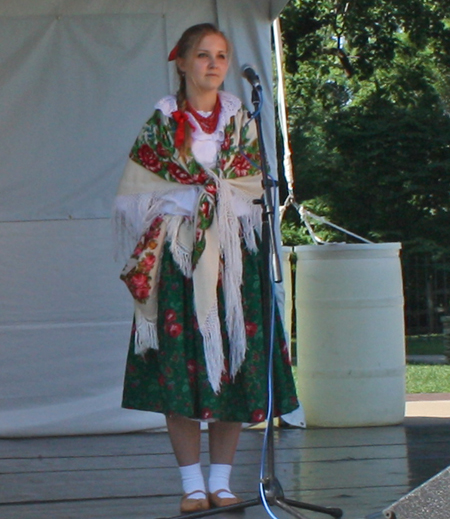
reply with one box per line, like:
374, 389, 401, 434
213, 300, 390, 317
154, 91, 248, 217
155, 91, 241, 169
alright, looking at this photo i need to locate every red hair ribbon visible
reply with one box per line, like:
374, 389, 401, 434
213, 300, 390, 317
172, 110, 194, 148
168, 44, 179, 62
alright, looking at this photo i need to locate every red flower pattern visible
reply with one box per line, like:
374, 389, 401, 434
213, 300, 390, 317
221, 368, 230, 384
144, 217, 163, 239
200, 201, 211, 219
205, 183, 217, 196
165, 322, 183, 338
165, 309, 177, 323
281, 342, 291, 363
201, 408, 213, 420
245, 321, 258, 337
192, 170, 209, 184
138, 144, 162, 172
156, 142, 170, 158
133, 244, 144, 257
230, 154, 251, 177
167, 163, 192, 183
187, 359, 198, 384
221, 133, 231, 151
187, 359, 197, 374
129, 273, 150, 300
140, 254, 156, 272
251, 409, 266, 422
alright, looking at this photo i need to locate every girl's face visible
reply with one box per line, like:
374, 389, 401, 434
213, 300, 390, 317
178, 33, 230, 98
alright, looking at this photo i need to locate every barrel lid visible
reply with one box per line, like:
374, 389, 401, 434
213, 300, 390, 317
293, 242, 402, 259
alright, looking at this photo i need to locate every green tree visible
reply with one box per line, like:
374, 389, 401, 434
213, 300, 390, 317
279, 0, 450, 256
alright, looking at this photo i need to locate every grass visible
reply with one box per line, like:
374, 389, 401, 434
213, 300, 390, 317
405, 334, 450, 393
406, 365, 450, 393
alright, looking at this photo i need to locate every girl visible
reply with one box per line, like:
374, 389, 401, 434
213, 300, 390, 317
114, 23, 298, 513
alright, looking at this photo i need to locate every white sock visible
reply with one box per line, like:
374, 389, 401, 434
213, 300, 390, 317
179, 463, 206, 499
208, 463, 235, 498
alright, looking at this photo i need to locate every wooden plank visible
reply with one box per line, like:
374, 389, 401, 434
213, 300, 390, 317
0, 456, 414, 504
0, 443, 411, 475
0, 426, 415, 459
6, 423, 447, 462
0, 486, 411, 519
0, 419, 449, 459
1, 420, 450, 519
0, 424, 410, 459
0, 432, 175, 458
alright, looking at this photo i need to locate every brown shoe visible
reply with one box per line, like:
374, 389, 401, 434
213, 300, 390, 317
208, 489, 243, 508
180, 490, 210, 513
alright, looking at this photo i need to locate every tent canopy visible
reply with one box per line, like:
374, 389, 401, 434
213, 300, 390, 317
0, 0, 289, 437
0, 0, 288, 19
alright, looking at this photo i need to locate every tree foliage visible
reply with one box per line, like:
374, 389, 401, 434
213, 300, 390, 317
279, 0, 450, 256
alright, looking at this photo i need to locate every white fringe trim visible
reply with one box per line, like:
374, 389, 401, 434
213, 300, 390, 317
134, 308, 159, 355
167, 216, 193, 278
199, 303, 225, 394
215, 178, 248, 377
240, 203, 262, 252
113, 193, 163, 260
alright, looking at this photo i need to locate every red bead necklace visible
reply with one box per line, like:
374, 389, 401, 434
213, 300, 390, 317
186, 96, 222, 134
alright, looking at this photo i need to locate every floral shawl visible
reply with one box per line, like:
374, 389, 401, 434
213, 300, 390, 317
114, 93, 264, 392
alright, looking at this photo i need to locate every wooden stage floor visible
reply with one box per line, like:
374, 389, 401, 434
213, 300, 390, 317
1, 416, 450, 519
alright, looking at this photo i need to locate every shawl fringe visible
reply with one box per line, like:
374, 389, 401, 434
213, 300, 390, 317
167, 216, 193, 278
199, 303, 225, 394
113, 193, 163, 260
134, 308, 159, 354
215, 177, 247, 376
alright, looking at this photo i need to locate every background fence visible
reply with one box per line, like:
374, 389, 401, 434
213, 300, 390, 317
402, 254, 450, 336
286, 251, 450, 342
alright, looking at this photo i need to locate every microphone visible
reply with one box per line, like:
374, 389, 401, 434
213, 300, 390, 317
241, 64, 262, 90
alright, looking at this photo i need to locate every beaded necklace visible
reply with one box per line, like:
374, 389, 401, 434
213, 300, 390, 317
186, 96, 222, 134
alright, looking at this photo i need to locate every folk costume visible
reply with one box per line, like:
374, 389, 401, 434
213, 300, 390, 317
115, 91, 298, 423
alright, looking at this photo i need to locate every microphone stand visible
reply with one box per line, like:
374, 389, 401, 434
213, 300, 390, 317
157, 85, 343, 519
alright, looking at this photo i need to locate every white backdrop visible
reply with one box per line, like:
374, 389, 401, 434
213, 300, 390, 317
0, 0, 288, 436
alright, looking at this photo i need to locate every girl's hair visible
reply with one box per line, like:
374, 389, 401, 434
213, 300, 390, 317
172, 23, 231, 156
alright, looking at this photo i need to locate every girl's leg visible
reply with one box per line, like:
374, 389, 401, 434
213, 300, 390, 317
166, 414, 202, 466
208, 421, 242, 465
166, 415, 208, 511
208, 421, 242, 504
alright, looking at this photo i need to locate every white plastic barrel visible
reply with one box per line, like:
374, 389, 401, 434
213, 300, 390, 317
295, 243, 405, 427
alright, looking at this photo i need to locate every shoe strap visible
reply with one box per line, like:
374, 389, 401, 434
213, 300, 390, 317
184, 490, 207, 499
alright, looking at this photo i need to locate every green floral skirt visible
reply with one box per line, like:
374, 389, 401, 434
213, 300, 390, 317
122, 242, 298, 423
